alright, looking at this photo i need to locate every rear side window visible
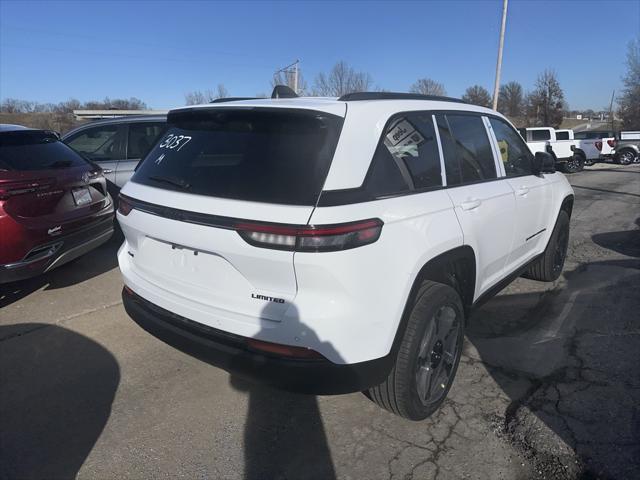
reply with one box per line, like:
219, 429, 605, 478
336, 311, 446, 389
365, 112, 443, 197
555, 131, 570, 140
132, 109, 343, 206
127, 122, 166, 159
381, 113, 442, 189
530, 129, 551, 141
66, 125, 124, 162
0, 131, 88, 171
438, 114, 496, 186
366, 142, 410, 197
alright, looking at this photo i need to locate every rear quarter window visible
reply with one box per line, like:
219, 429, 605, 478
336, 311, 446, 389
132, 108, 343, 206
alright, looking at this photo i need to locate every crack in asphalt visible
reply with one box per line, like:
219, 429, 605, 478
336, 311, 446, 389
0, 300, 123, 342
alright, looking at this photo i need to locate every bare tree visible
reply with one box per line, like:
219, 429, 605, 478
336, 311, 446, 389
409, 78, 446, 96
53, 98, 82, 114
0, 98, 31, 113
461, 85, 492, 108
312, 61, 372, 97
527, 70, 565, 127
81, 97, 147, 110
184, 90, 216, 105
216, 84, 229, 99
618, 37, 640, 129
497, 81, 524, 117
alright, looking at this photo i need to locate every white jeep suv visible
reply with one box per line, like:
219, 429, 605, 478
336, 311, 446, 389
117, 89, 573, 420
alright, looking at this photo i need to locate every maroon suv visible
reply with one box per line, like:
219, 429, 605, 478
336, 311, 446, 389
0, 125, 114, 283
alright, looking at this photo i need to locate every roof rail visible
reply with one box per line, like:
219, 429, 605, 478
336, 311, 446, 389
271, 85, 299, 99
210, 97, 259, 103
337, 92, 467, 103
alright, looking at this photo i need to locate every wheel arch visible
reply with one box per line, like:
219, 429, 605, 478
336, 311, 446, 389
389, 246, 477, 356
617, 147, 638, 157
560, 194, 574, 218
573, 148, 586, 159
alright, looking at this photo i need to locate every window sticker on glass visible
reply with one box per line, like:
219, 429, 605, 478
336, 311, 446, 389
385, 118, 424, 158
497, 140, 509, 163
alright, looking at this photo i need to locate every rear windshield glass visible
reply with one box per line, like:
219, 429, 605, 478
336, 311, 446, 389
0, 131, 89, 171
132, 108, 344, 205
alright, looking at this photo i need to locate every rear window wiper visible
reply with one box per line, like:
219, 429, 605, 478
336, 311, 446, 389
148, 175, 191, 190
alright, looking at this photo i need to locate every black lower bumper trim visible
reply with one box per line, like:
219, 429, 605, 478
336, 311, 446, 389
122, 288, 393, 395
0, 217, 114, 284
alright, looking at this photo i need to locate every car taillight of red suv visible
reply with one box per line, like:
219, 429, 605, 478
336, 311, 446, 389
0, 125, 115, 283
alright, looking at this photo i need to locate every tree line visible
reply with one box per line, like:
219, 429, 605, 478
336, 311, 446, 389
0, 97, 147, 114
4, 38, 638, 131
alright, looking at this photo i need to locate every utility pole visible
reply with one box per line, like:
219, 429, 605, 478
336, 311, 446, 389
274, 59, 300, 94
492, 0, 508, 111
609, 89, 615, 132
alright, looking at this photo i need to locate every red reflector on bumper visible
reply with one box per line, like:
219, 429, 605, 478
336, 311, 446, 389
247, 338, 324, 359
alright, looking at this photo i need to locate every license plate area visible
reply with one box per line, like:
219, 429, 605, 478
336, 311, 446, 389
72, 187, 92, 206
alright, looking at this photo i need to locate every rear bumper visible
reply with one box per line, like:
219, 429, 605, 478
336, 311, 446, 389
122, 287, 392, 395
0, 217, 114, 284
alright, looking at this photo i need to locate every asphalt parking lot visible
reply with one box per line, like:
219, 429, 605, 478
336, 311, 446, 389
1, 164, 639, 480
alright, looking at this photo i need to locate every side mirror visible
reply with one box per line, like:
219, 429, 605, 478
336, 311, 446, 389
533, 151, 555, 175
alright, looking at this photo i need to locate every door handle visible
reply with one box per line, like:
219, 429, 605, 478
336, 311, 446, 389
461, 198, 481, 210
102, 168, 114, 174
516, 186, 530, 196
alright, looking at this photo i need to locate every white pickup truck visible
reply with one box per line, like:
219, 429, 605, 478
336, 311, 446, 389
556, 129, 619, 166
572, 130, 617, 166
518, 127, 585, 173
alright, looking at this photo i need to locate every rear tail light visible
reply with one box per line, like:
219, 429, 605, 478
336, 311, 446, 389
0, 179, 53, 200
607, 139, 616, 148
595, 141, 603, 151
236, 218, 383, 252
117, 194, 133, 215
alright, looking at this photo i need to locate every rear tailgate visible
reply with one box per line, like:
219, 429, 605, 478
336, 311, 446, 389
118, 106, 344, 327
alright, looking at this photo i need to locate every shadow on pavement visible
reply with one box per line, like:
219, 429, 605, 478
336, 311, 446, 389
0, 323, 120, 479
591, 219, 640, 258
584, 167, 640, 174
0, 229, 122, 309
570, 184, 640, 199
467, 258, 640, 479
228, 302, 339, 480
230, 377, 336, 480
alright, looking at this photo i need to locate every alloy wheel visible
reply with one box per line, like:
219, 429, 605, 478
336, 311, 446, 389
415, 305, 461, 406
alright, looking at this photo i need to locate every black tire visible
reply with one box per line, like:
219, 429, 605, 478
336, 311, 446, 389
562, 154, 584, 173
523, 210, 570, 282
616, 149, 635, 166
584, 158, 596, 166
367, 281, 464, 421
